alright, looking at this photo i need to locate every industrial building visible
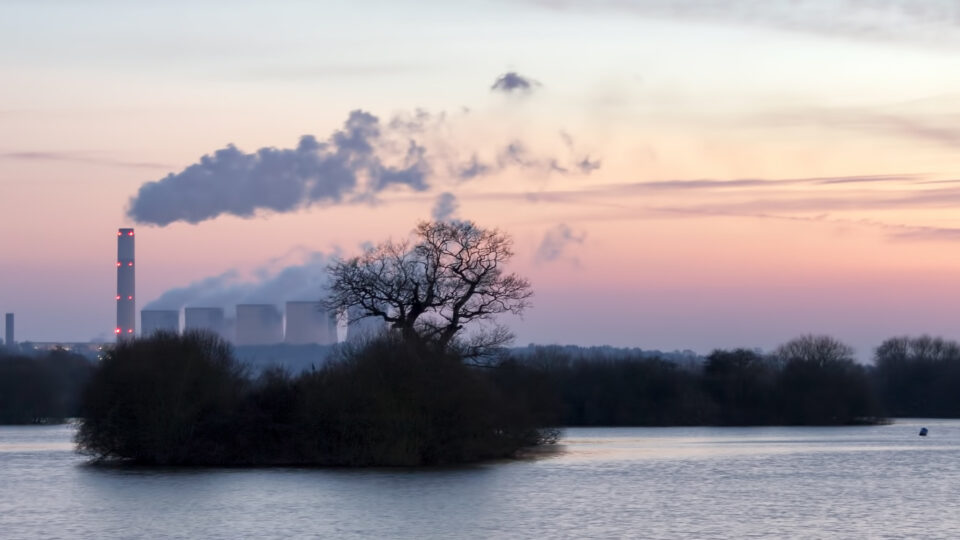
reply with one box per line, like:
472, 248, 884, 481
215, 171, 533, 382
184, 307, 226, 338
116, 227, 350, 346
235, 304, 283, 345
141, 310, 180, 337
4, 313, 13, 347
284, 301, 336, 345
116, 228, 135, 341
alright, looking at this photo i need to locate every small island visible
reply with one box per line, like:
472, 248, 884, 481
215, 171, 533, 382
76, 220, 556, 466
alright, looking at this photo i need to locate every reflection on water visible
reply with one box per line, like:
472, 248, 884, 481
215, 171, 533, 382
2, 421, 959, 538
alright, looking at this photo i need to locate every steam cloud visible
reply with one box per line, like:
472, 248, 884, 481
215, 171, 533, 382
453, 139, 601, 181
432, 192, 459, 221
128, 75, 602, 227
536, 223, 586, 263
128, 110, 429, 226
144, 251, 333, 311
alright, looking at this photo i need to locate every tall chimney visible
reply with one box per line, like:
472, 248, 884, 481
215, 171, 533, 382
116, 228, 135, 341
4, 313, 13, 347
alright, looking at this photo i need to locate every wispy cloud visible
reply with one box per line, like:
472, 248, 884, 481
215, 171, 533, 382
243, 63, 425, 81
532, 0, 960, 47
762, 109, 960, 150
1, 150, 171, 169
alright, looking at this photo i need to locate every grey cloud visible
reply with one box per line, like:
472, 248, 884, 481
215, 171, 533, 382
431, 192, 459, 221
765, 109, 960, 150
536, 223, 586, 263
454, 139, 600, 180
144, 251, 333, 311
491, 72, 540, 94
127, 110, 429, 226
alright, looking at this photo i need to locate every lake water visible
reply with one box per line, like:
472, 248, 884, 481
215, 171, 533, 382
2, 420, 959, 539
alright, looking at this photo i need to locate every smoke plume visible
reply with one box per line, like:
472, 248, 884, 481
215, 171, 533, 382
128, 110, 429, 226
431, 192, 459, 221
144, 251, 333, 311
536, 223, 586, 263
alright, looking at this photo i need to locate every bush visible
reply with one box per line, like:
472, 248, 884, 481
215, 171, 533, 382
76, 331, 247, 465
76, 332, 557, 466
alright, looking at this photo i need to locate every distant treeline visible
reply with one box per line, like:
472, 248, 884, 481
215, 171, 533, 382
502, 334, 960, 425
5, 333, 960, 435
0, 347, 94, 424
76, 332, 556, 466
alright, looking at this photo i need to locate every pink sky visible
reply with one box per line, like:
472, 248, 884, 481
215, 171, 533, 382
3, 1, 960, 360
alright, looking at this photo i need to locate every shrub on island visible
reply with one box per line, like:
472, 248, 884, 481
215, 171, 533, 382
75, 331, 558, 466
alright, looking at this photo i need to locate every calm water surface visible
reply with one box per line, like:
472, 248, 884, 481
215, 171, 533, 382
1, 420, 958, 539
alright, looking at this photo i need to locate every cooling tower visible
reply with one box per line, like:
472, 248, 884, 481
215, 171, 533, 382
184, 307, 226, 337
236, 304, 283, 345
141, 310, 180, 337
4, 313, 13, 347
116, 228, 135, 341
284, 301, 336, 345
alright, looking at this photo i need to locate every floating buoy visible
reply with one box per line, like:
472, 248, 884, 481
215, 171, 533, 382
919, 427, 928, 437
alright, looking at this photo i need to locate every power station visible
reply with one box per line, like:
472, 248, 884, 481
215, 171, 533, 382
141, 310, 179, 337
115, 226, 382, 346
116, 228, 135, 341
236, 304, 283, 345
184, 307, 226, 338
4, 313, 13, 348
284, 301, 337, 345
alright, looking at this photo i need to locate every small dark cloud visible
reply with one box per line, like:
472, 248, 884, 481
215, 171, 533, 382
491, 72, 540, 94
536, 223, 586, 263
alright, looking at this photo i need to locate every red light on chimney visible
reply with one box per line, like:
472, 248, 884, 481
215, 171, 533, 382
128, 231, 134, 236
127, 329, 133, 333
128, 296, 133, 300
115, 328, 121, 334
116, 262, 121, 267
128, 262, 133, 266
116, 295, 121, 300
117, 231, 122, 236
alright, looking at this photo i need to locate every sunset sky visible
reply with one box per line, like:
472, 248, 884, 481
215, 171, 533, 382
3, 0, 960, 359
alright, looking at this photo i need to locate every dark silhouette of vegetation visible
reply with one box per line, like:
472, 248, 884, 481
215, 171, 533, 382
76, 331, 557, 466
0, 347, 93, 424
703, 348, 778, 425
874, 335, 960, 417
325, 220, 532, 356
68, 327, 960, 468
501, 335, 883, 426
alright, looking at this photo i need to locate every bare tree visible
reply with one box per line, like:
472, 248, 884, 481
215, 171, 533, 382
774, 334, 855, 367
324, 221, 532, 354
